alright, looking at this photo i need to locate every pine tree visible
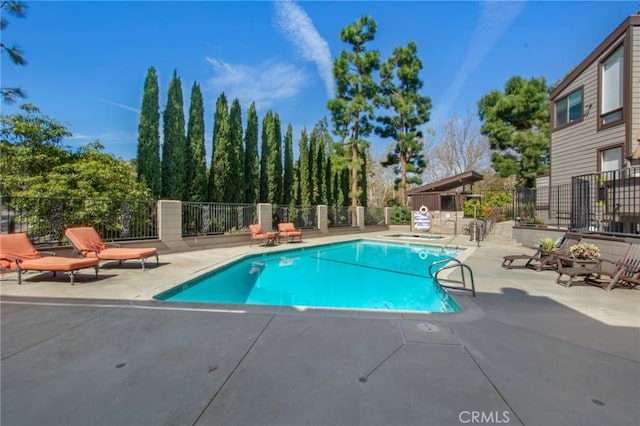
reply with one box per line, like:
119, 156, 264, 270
136, 67, 161, 198
228, 98, 244, 203
282, 124, 294, 205
185, 82, 207, 201
328, 16, 380, 223
244, 102, 260, 204
376, 41, 431, 206
161, 70, 187, 200
210, 93, 230, 202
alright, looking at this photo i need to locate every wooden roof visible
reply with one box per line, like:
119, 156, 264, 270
406, 171, 484, 194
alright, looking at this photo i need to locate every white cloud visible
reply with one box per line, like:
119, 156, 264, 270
430, 0, 526, 127
99, 99, 140, 114
274, 0, 334, 98
205, 56, 308, 109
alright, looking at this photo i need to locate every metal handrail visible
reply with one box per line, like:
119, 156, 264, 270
429, 258, 476, 297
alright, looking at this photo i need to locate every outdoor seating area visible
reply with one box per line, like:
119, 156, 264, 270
277, 222, 303, 243
502, 231, 640, 291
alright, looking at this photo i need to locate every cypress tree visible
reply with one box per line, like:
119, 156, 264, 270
298, 128, 311, 207
185, 82, 207, 201
210, 93, 230, 202
136, 67, 161, 198
325, 154, 332, 206
282, 123, 294, 205
269, 113, 283, 204
228, 98, 244, 203
259, 111, 273, 202
244, 102, 259, 204
161, 70, 187, 200
309, 126, 319, 205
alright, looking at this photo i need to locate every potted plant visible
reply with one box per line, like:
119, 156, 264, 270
569, 243, 601, 260
538, 237, 557, 253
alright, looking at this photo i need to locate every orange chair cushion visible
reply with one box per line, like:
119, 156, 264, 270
85, 247, 158, 261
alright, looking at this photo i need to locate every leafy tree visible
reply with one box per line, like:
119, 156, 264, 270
478, 76, 550, 187
376, 41, 431, 206
297, 128, 311, 206
161, 71, 187, 200
1, 103, 71, 194
244, 102, 259, 204
328, 15, 380, 222
228, 98, 244, 203
210, 93, 230, 202
136, 67, 161, 198
0, 1, 28, 104
185, 82, 207, 201
282, 123, 294, 205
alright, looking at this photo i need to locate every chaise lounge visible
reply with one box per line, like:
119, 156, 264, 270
502, 233, 581, 271
0, 233, 100, 285
64, 226, 158, 270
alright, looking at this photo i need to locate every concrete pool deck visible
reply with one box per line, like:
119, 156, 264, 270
1, 232, 639, 425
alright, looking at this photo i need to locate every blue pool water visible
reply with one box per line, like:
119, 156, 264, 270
155, 240, 462, 313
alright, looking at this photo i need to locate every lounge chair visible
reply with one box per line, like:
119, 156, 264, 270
64, 227, 158, 270
502, 233, 581, 271
249, 224, 277, 247
277, 222, 303, 243
0, 233, 99, 285
603, 242, 640, 291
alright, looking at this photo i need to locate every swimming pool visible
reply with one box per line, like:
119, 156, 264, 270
155, 240, 462, 313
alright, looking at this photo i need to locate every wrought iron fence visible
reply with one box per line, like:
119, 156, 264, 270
274, 205, 317, 229
365, 207, 385, 225
182, 202, 255, 237
0, 196, 158, 246
515, 166, 640, 236
328, 206, 352, 227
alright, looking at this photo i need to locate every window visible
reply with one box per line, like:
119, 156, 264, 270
600, 45, 623, 126
600, 146, 622, 172
555, 89, 583, 127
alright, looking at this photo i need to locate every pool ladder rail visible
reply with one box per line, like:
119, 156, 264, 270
428, 258, 476, 297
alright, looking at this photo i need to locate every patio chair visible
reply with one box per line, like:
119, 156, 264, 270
0, 233, 99, 285
603, 242, 640, 291
502, 233, 581, 271
64, 227, 158, 270
277, 222, 303, 243
249, 224, 277, 247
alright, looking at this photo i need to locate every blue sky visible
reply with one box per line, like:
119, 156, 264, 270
1, 0, 636, 161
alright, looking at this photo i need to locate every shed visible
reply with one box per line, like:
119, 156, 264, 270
407, 171, 484, 212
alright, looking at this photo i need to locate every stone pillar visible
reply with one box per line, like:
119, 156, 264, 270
257, 203, 273, 232
317, 205, 328, 233
157, 200, 187, 250
385, 207, 392, 225
357, 206, 365, 230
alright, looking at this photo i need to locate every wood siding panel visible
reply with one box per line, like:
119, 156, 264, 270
632, 26, 640, 153
551, 33, 629, 187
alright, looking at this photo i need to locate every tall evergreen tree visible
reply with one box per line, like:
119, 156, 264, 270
136, 67, 161, 198
264, 112, 283, 204
309, 126, 319, 204
210, 93, 230, 202
244, 102, 260, 204
327, 16, 380, 223
478, 76, 550, 187
282, 124, 294, 205
298, 128, 311, 206
228, 98, 244, 203
376, 41, 431, 206
185, 82, 207, 201
324, 154, 332, 206
259, 111, 273, 202
161, 70, 187, 200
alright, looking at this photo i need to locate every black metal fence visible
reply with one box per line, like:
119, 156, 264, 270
328, 206, 352, 227
0, 196, 158, 246
182, 203, 255, 237
515, 167, 640, 236
365, 207, 385, 225
274, 205, 318, 229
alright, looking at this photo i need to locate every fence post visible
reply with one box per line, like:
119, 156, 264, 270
157, 200, 187, 251
384, 207, 392, 225
257, 203, 273, 232
356, 206, 365, 230
317, 205, 328, 233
